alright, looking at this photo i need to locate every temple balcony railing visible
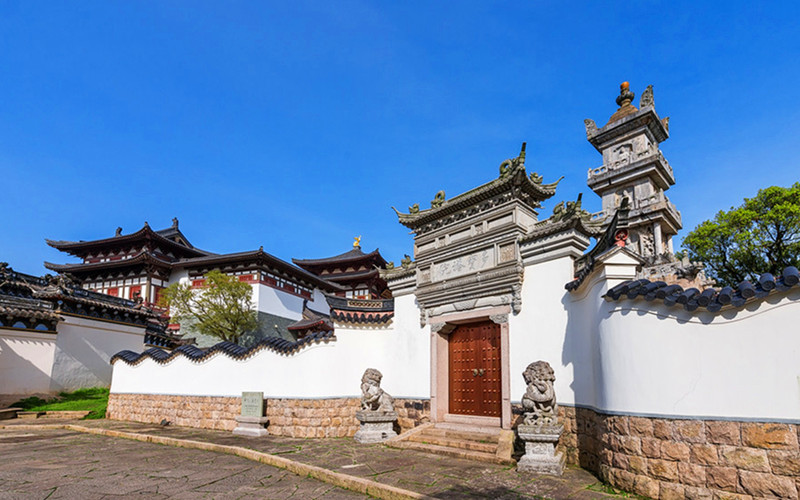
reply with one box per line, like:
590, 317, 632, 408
587, 148, 674, 182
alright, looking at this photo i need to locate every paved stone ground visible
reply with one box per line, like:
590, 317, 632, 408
1, 419, 629, 499
0, 427, 364, 499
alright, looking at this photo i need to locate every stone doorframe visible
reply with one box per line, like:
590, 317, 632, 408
428, 305, 512, 429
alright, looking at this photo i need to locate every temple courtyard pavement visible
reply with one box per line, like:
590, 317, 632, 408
0, 418, 625, 499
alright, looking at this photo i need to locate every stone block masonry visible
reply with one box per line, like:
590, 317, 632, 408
107, 394, 430, 438
555, 406, 800, 499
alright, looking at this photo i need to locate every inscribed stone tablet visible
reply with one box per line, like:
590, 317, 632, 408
241, 392, 264, 417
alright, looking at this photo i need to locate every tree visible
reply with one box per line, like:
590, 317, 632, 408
160, 270, 258, 343
682, 182, 800, 286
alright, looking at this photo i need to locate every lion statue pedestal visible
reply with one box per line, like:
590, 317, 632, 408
354, 368, 398, 444
516, 361, 565, 475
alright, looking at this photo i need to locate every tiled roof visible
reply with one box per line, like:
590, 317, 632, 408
44, 250, 172, 273
0, 265, 161, 328
393, 147, 560, 230
110, 330, 337, 365
287, 306, 332, 332
605, 266, 800, 312
565, 202, 632, 292
177, 249, 344, 293
293, 247, 387, 268
521, 214, 604, 243
330, 310, 394, 324
46, 223, 209, 258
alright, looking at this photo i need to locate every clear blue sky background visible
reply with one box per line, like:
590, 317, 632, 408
2, 1, 798, 275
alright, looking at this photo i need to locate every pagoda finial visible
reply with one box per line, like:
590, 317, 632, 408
172, 217, 179, 228
353, 235, 362, 248
616, 81, 635, 107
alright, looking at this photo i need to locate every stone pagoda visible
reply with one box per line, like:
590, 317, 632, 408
584, 82, 680, 260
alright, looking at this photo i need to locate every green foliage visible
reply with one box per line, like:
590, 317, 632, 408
12, 387, 109, 419
161, 269, 258, 343
682, 182, 800, 286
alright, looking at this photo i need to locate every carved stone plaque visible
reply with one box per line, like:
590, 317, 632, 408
241, 392, 265, 417
432, 248, 493, 282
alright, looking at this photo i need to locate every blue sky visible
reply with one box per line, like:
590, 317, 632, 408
2, 1, 799, 275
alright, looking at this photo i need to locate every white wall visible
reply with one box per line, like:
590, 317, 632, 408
594, 286, 800, 421
308, 287, 330, 314
0, 329, 56, 394
509, 255, 585, 406
51, 316, 146, 391
110, 249, 800, 424
110, 294, 430, 400
256, 284, 304, 321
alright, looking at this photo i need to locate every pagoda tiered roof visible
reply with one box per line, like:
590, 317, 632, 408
293, 247, 387, 271
44, 250, 173, 274
46, 221, 209, 259
293, 245, 389, 297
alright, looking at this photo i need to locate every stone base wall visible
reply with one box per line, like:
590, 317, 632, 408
107, 393, 240, 431
266, 398, 429, 438
555, 406, 800, 499
107, 393, 430, 438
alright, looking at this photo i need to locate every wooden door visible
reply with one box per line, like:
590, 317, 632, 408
448, 321, 501, 417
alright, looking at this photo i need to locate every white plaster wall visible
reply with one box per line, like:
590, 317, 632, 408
169, 268, 190, 286
111, 293, 430, 399
256, 284, 304, 321
51, 316, 146, 391
308, 287, 330, 314
510, 255, 589, 406
595, 287, 800, 421
0, 330, 56, 394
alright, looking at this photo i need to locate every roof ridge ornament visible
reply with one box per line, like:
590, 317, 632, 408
353, 236, 362, 248
430, 191, 445, 208
172, 217, 179, 229
640, 84, 654, 108
615, 81, 635, 107
583, 119, 598, 139
499, 142, 527, 179
115, 227, 122, 237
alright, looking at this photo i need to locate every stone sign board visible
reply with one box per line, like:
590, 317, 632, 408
234, 392, 269, 437
241, 392, 264, 417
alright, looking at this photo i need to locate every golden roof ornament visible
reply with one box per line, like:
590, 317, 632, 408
353, 235, 362, 248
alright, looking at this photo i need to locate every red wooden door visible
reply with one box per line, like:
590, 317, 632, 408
448, 321, 501, 417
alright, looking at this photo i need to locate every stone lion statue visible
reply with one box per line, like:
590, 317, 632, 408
360, 368, 394, 413
521, 361, 558, 426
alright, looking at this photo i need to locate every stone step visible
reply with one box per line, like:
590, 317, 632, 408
423, 426, 501, 443
387, 439, 515, 466
407, 432, 498, 453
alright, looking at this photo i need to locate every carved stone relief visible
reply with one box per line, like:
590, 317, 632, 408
489, 313, 508, 324
432, 248, 493, 282
499, 244, 515, 263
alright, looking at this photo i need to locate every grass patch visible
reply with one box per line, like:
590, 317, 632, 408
587, 481, 649, 498
12, 387, 109, 419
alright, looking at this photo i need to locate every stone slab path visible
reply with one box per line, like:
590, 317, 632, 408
0, 427, 363, 499
1, 419, 630, 499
